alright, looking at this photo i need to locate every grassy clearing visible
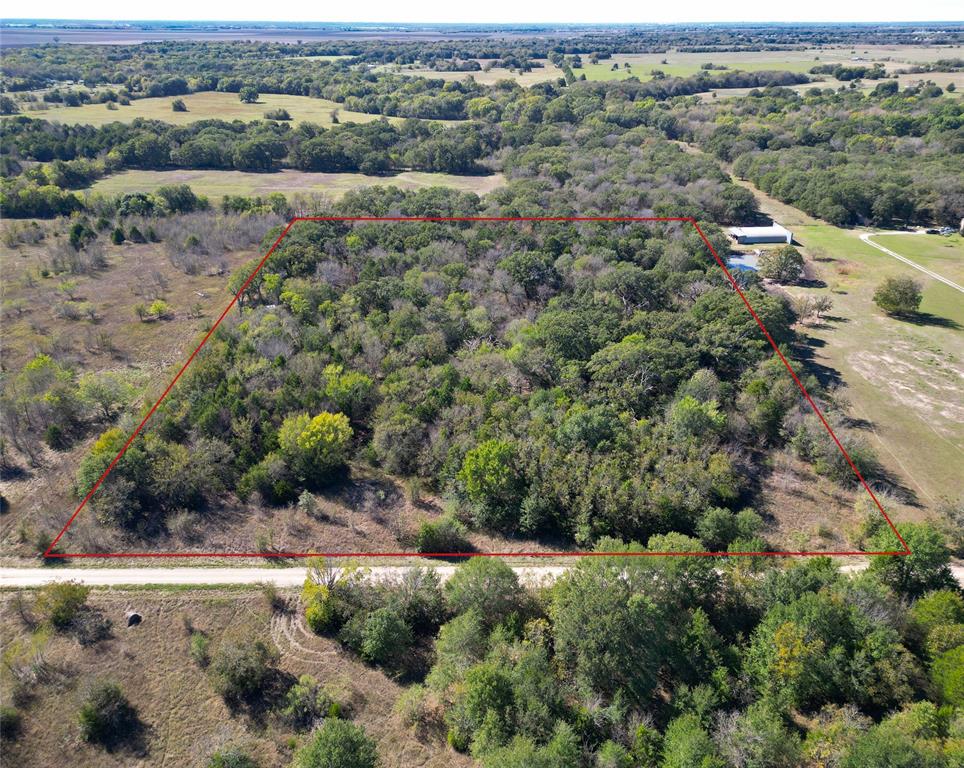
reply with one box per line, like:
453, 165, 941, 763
384, 58, 565, 86
786, 224, 964, 508
27, 91, 402, 127
0, 590, 466, 768
871, 233, 964, 285
87, 168, 506, 200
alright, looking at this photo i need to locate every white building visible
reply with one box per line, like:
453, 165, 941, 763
728, 224, 793, 245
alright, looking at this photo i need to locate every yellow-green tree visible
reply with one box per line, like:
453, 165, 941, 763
278, 411, 353, 485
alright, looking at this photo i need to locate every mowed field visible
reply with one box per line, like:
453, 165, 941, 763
403, 45, 964, 87
786, 225, 964, 509
87, 168, 506, 200
26, 91, 403, 127
384, 59, 566, 86
0, 589, 467, 768
575, 45, 964, 82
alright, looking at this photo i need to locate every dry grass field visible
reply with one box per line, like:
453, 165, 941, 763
0, 588, 470, 767
22, 91, 405, 128
88, 169, 507, 201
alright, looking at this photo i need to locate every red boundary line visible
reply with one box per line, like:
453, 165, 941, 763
45, 217, 910, 559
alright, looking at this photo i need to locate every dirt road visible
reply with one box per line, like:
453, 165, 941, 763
2, 563, 961, 588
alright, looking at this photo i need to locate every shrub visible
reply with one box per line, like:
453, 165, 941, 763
360, 607, 413, 666
209, 638, 278, 702
873, 276, 922, 316
265, 108, 291, 120
110, 226, 125, 245
172, 98, 188, 112
292, 718, 378, 768
0, 706, 21, 740
415, 515, 470, 553
78, 682, 138, 746
281, 674, 340, 730
190, 631, 211, 666
206, 748, 258, 768
35, 580, 90, 629
149, 299, 171, 319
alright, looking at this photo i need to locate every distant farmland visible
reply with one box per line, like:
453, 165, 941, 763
24, 91, 406, 127
88, 168, 506, 199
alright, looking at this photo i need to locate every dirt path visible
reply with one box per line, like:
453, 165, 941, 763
861, 231, 964, 294
0, 565, 567, 588
3, 563, 962, 588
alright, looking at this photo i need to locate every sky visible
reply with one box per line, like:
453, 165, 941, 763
7, 0, 964, 24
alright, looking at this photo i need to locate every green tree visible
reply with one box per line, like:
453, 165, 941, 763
360, 607, 413, 666
444, 557, 524, 627
292, 718, 378, 768
446, 662, 514, 752
661, 713, 725, 768
931, 645, 964, 706
77, 371, 134, 420
239, 87, 259, 104
172, 98, 188, 112
873, 276, 922, 316
758, 245, 804, 283
550, 555, 669, 705
868, 523, 954, 597
458, 439, 525, 529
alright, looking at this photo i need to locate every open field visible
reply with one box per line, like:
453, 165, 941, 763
87, 168, 506, 200
577, 45, 964, 82
396, 45, 962, 91
785, 225, 964, 508
871, 233, 964, 286
21, 91, 404, 127
0, 589, 466, 768
380, 58, 565, 86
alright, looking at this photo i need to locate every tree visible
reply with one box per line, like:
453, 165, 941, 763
715, 703, 802, 768
78, 682, 139, 747
278, 411, 353, 485
931, 645, 964, 706
758, 245, 804, 283
292, 718, 378, 768
172, 98, 188, 112
868, 523, 954, 597
209, 638, 279, 703
550, 556, 669, 705
444, 557, 524, 626
661, 714, 725, 768
360, 607, 413, 665
873, 276, 922, 316
458, 439, 525, 530
239, 87, 259, 104
78, 371, 134, 420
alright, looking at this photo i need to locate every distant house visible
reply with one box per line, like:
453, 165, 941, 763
728, 224, 792, 245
